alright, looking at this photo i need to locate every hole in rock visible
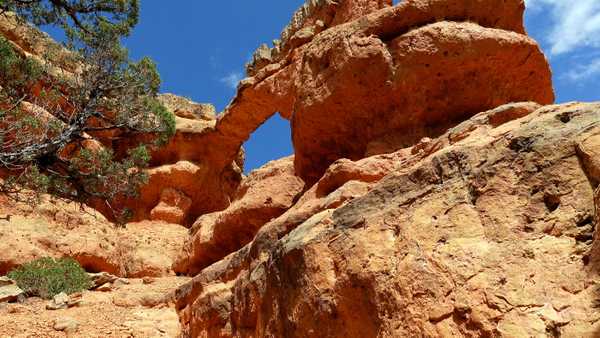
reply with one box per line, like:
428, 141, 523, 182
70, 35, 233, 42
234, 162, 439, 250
509, 136, 535, 153
556, 112, 573, 123
242, 113, 293, 173
577, 214, 594, 228
575, 232, 594, 243
583, 254, 590, 266
543, 194, 561, 213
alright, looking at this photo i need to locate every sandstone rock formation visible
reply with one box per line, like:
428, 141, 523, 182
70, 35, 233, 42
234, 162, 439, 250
175, 102, 600, 337
291, 19, 553, 183
174, 156, 305, 275
173, 0, 554, 275
0, 193, 187, 277
246, 0, 392, 76
90, 94, 245, 226
4, 0, 600, 337
198, 0, 554, 187
166, 1, 600, 337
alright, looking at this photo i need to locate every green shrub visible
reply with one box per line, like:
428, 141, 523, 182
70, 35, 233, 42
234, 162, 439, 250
7, 257, 92, 299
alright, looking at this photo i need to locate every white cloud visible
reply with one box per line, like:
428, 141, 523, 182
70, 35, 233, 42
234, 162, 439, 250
525, 0, 600, 55
563, 58, 600, 81
219, 72, 243, 89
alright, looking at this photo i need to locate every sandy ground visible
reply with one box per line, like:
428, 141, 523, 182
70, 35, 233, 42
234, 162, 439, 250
0, 276, 190, 338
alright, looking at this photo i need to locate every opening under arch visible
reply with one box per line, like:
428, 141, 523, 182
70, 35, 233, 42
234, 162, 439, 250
242, 113, 293, 173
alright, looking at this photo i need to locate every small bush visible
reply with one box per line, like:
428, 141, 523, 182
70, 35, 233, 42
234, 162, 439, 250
7, 257, 92, 299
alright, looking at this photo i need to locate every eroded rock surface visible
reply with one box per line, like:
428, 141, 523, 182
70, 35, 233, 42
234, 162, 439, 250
3, 1, 600, 337
174, 156, 305, 275
0, 194, 187, 278
97, 95, 245, 226
195, 0, 554, 186
291, 19, 553, 183
246, 0, 393, 76
175, 102, 600, 337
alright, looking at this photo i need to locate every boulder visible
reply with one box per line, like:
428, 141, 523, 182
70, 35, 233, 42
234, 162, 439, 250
46, 292, 70, 310
88, 272, 119, 289
0, 277, 23, 303
291, 19, 553, 183
53, 317, 79, 334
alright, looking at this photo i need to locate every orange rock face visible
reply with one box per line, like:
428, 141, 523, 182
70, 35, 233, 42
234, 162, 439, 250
202, 0, 554, 185
173, 156, 305, 275
150, 188, 193, 225
175, 102, 600, 338
292, 20, 553, 183
5, 1, 600, 337
0, 195, 188, 278
105, 95, 245, 226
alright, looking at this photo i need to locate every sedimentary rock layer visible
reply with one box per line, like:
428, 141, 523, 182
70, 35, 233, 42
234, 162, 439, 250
175, 102, 600, 337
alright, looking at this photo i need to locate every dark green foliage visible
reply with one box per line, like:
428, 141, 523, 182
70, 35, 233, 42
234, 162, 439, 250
0, 0, 140, 42
0, 1, 176, 222
0, 35, 44, 97
145, 96, 176, 145
8, 257, 92, 299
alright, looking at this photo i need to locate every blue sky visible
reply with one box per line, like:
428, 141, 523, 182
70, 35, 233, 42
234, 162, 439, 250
524, 0, 600, 103
45, 1, 600, 172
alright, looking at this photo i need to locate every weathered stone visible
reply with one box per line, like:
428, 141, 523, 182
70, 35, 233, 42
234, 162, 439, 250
247, 0, 393, 76
0, 192, 189, 278
53, 317, 79, 333
46, 292, 69, 310
175, 103, 600, 337
174, 156, 305, 275
96, 283, 113, 292
88, 272, 119, 289
112, 291, 166, 308
291, 20, 553, 183
158, 93, 216, 121
113, 278, 131, 287
150, 188, 193, 225
0, 277, 23, 303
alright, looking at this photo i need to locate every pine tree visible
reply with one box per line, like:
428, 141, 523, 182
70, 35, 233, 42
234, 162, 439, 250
0, 0, 175, 222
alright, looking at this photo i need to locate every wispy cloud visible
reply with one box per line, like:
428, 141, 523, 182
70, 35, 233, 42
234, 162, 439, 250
525, 0, 600, 55
563, 58, 600, 81
219, 72, 243, 89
